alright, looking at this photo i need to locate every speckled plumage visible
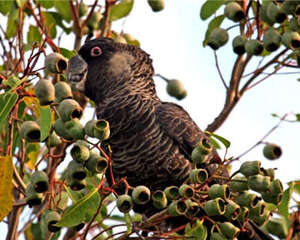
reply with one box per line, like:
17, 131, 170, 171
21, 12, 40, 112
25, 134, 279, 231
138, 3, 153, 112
74, 38, 220, 190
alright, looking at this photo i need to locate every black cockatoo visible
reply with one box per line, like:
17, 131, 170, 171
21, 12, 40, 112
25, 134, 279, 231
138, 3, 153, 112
67, 38, 274, 240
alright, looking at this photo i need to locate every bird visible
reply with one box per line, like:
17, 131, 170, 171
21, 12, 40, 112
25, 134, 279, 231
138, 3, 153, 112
67, 37, 274, 240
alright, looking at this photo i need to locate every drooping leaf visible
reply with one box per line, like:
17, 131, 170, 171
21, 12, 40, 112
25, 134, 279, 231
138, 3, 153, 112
205, 131, 230, 148
25, 143, 40, 170
40, 105, 52, 141
27, 25, 41, 44
59, 47, 77, 59
56, 187, 100, 227
203, 15, 225, 47
110, 0, 134, 21
278, 185, 293, 220
0, 156, 13, 221
0, 1, 13, 15
42, 12, 57, 38
36, 0, 55, 9
200, 0, 225, 20
54, 1, 72, 22
6, 4, 19, 39
0, 92, 18, 131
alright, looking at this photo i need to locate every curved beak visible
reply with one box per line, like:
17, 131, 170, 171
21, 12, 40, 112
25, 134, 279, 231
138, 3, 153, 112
67, 55, 88, 92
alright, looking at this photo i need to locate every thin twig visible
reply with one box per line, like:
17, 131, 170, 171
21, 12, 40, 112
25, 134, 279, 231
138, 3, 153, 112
214, 51, 227, 89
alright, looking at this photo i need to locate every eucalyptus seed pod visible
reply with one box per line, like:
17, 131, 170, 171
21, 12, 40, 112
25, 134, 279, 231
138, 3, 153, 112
179, 184, 194, 198
87, 11, 102, 31
270, 179, 283, 195
232, 35, 247, 55
218, 222, 240, 239
207, 28, 229, 50
237, 206, 249, 222
203, 198, 226, 216
229, 175, 249, 192
185, 200, 200, 217
282, 31, 300, 49
93, 119, 110, 140
259, 4, 275, 26
234, 191, 260, 208
263, 143, 282, 160
191, 139, 212, 164
78, 2, 88, 17
224, 2, 245, 22
164, 186, 180, 201
65, 118, 85, 140
265, 218, 288, 239
132, 185, 151, 205
147, 0, 164, 12
224, 200, 241, 220
30, 170, 49, 193
45, 53, 68, 74
26, 183, 43, 207
208, 184, 230, 200
189, 168, 208, 184
67, 160, 87, 180
53, 118, 73, 140
117, 194, 133, 213
152, 190, 168, 209
282, 0, 298, 15
248, 175, 271, 192
245, 39, 264, 56
67, 176, 86, 191
44, 210, 61, 232
58, 99, 82, 122
86, 151, 108, 174
20, 121, 41, 142
84, 120, 97, 138
46, 131, 62, 148
34, 79, 55, 105
70, 140, 90, 162
252, 208, 270, 226
262, 168, 275, 180
266, 2, 287, 23
55, 81, 73, 103
290, 17, 300, 32
168, 199, 187, 216
249, 201, 266, 220
166, 79, 187, 100
239, 160, 261, 176
263, 28, 281, 52
261, 192, 282, 204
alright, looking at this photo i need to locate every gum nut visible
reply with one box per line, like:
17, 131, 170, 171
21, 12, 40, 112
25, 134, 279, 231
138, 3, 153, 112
55, 81, 73, 103
34, 79, 55, 105
20, 121, 41, 142
132, 185, 151, 205
263, 28, 281, 52
58, 99, 82, 122
207, 28, 229, 50
245, 39, 264, 56
147, 0, 164, 12
224, 2, 245, 22
30, 170, 49, 193
232, 35, 247, 55
45, 52, 68, 74
263, 143, 282, 160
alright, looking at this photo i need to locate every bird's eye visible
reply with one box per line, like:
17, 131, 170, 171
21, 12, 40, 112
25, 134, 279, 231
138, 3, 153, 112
90, 46, 102, 57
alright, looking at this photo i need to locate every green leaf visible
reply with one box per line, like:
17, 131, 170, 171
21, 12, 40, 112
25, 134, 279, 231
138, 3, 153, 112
36, 0, 55, 9
55, 1, 72, 22
208, 136, 221, 149
40, 105, 52, 141
185, 220, 207, 240
3, 76, 27, 90
56, 187, 100, 227
0, 1, 12, 15
6, 4, 19, 39
278, 185, 292, 220
27, 25, 41, 44
295, 114, 300, 121
16, 0, 26, 8
110, 0, 134, 21
205, 131, 231, 148
203, 15, 225, 47
42, 12, 57, 38
59, 47, 77, 59
200, 0, 225, 20
0, 93, 18, 131
0, 156, 13, 221
48, 12, 72, 34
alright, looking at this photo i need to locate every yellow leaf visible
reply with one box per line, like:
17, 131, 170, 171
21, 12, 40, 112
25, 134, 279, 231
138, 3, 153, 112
0, 156, 13, 221
26, 143, 40, 170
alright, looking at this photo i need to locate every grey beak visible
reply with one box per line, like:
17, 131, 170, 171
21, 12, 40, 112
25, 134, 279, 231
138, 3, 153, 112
67, 55, 88, 83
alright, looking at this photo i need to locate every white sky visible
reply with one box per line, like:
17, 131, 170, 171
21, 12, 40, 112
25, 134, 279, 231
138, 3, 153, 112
2, 0, 300, 238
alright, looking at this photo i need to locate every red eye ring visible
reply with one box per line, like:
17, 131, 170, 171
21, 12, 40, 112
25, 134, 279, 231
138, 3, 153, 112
90, 46, 102, 57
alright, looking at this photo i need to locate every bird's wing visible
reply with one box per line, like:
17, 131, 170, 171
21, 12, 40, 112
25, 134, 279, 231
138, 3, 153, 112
155, 102, 220, 163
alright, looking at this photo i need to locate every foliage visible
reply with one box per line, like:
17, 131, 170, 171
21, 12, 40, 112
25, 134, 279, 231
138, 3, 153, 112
0, 0, 300, 240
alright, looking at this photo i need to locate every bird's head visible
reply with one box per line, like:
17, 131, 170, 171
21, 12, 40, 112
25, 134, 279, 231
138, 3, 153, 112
67, 38, 155, 103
